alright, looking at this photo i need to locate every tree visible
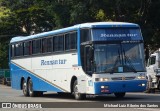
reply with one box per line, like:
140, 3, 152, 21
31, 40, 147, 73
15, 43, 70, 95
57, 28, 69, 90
0, 0, 160, 68
3, 0, 54, 35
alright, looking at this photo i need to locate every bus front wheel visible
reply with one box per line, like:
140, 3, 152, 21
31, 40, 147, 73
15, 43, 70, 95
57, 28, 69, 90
114, 92, 125, 98
73, 80, 85, 100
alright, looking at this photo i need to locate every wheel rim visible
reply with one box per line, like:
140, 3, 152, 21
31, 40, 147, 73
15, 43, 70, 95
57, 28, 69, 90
23, 82, 27, 95
28, 80, 33, 95
74, 85, 79, 98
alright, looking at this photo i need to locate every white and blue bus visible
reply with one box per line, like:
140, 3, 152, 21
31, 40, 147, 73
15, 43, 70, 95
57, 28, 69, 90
10, 22, 147, 100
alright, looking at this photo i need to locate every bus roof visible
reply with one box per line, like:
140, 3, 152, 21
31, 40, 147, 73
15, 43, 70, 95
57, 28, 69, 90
10, 22, 139, 43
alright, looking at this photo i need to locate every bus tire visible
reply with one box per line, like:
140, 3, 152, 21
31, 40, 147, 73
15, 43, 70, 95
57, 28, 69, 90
114, 92, 125, 98
73, 80, 85, 100
28, 79, 36, 97
22, 80, 29, 97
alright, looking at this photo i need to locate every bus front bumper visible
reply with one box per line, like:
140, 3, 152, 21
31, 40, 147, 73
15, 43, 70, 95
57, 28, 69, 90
94, 80, 147, 94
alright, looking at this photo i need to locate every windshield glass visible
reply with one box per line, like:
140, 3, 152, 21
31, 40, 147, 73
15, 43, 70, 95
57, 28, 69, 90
93, 43, 145, 73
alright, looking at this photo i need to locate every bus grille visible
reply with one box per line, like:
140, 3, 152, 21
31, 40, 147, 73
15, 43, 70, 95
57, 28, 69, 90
111, 77, 136, 80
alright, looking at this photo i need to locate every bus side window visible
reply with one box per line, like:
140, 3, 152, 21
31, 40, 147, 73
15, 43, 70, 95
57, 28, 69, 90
15, 43, 23, 57
11, 44, 15, 57
47, 38, 53, 52
59, 35, 64, 51
19, 43, 23, 56
53, 36, 58, 52
53, 35, 64, 52
32, 39, 41, 54
32, 40, 36, 54
24, 41, 31, 56
42, 37, 53, 53
42, 38, 47, 53
15, 43, 19, 56
80, 29, 91, 43
70, 32, 77, 50
65, 32, 77, 51
65, 34, 70, 50
29, 41, 32, 55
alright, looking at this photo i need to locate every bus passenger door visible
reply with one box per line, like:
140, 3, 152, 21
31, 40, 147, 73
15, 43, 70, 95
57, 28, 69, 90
83, 45, 95, 94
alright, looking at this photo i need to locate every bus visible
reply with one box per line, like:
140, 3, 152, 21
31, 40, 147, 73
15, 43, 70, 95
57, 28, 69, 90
10, 22, 147, 100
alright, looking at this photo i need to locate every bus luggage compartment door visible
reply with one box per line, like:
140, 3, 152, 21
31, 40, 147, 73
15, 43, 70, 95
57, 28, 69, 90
77, 75, 86, 93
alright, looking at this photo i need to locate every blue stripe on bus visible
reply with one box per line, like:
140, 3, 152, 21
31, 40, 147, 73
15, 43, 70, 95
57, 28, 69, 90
11, 62, 64, 92
94, 80, 147, 94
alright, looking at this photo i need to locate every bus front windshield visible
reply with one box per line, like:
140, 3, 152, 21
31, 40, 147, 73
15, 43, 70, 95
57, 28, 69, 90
93, 43, 145, 73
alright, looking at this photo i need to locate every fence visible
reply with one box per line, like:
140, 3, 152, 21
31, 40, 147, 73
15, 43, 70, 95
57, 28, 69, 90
0, 69, 11, 86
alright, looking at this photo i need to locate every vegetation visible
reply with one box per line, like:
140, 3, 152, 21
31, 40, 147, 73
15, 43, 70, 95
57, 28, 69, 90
0, 0, 160, 68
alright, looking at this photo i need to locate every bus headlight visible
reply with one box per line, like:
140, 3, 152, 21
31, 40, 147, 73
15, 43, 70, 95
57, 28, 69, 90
137, 74, 146, 79
95, 78, 109, 82
138, 83, 146, 87
101, 85, 109, 88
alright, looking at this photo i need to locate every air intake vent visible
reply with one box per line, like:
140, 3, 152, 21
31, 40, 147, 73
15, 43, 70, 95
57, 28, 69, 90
112, 77, 136, 80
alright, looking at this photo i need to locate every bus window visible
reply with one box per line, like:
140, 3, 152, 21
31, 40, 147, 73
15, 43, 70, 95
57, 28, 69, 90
47, 38, 53, 52
53, 35, 64, 52
42, 38, 53, 53
80, 29, 91, 43
70, 32, 77, 49
42, 38, 47, 53
65, 32, 77, 51
65, 34, 70, 50
24, 41, 31, 55
19, 43, 23, 56
11, 44, 15, 57
15, 44, 19, 56
15, 43, 23, 56
32, 39, 41, 54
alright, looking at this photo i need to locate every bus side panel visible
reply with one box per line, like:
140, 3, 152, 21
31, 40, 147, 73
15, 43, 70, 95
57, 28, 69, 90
11, 62, 64, 92
11, 62, 24, 90
11, 52, 79, 93
31, 53, 78, 92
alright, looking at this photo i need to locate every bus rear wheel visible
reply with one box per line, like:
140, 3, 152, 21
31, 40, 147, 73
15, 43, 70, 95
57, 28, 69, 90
73, 80, 85, 100
114, 92, 125, 98
22, 80, 29, 97
28, 79, 35, 97
28, 79, 43, 97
